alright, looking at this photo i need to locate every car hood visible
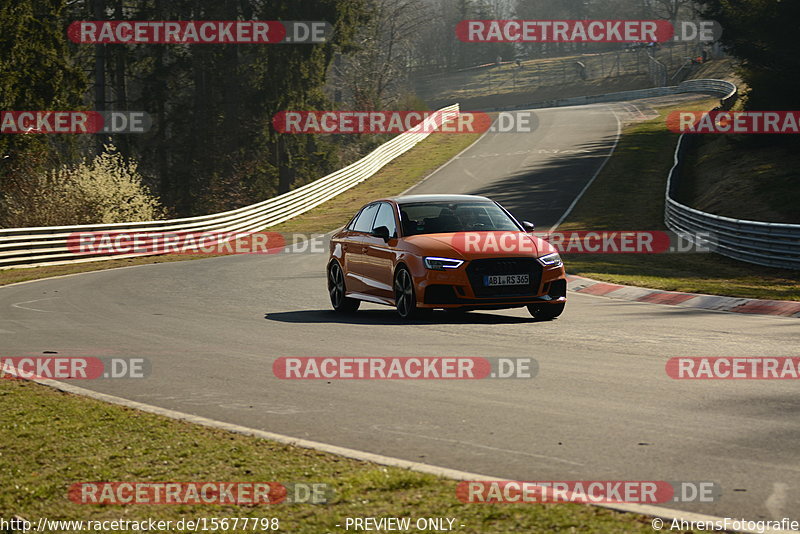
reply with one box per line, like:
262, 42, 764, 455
403, 231, 557, 259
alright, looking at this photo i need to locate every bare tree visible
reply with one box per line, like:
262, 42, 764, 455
647, 0, 698, 25
338, 0, 430, 109
409, 0, 517, 71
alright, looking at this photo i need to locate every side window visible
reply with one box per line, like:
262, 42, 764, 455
351, 203, 380, 233
372, 202, 398, 238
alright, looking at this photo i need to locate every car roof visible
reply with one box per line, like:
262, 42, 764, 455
388, 194, 493, 205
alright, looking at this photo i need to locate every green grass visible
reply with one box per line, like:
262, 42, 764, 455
0, 131, 481, 288
0, 379, 667, 533
558, 100, 800, 300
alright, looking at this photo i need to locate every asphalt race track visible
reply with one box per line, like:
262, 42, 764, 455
2, 99, 799, 523
409, 103, 621, 229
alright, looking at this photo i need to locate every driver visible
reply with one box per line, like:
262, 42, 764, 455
458, 207, 488, 230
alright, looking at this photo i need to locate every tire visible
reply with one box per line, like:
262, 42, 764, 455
328, 261, 360, 313
394, 266, 422, 319
528, 302, 565, 320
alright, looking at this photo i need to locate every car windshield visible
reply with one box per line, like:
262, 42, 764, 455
398, 201, 521, 236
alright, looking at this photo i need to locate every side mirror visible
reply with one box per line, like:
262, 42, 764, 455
371, 226, 392, 241
522, 221, 535, 232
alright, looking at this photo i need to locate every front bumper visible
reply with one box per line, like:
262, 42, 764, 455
416, 257, 567, 309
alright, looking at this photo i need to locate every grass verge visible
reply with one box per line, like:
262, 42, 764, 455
0, 131, 481, 288
558, 100, 800, 300
0, 379, 664, 533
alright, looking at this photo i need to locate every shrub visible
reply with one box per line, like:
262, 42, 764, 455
1, 144, 165, 228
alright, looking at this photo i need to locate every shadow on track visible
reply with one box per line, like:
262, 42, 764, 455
474, 137, 617, 228
264, 309, 538, 326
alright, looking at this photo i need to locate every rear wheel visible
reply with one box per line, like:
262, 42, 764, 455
394, 267, 421, 319
328, 261, 360, 313
528, 302, 565, 320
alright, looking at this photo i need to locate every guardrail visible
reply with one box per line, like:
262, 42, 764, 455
674, 78, 738, 110
664, 80, 800, 270
0, 104, 459, 269
492, 78, 738, 111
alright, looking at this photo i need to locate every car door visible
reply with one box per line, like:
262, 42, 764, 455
342, 202, 380, 294
361, 202, 399, 300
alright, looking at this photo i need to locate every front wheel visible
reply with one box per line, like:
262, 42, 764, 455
528, 302, 565, 320
328, 261, 360, 313
394, 267, 422, 319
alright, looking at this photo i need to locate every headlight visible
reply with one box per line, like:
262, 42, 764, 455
537, 252, 563, 267
424, 257, 464, 270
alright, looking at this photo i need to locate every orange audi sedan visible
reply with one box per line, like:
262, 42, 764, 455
327, 195, 567, 320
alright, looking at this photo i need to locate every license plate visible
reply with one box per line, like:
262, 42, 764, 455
483, 274, 529, 286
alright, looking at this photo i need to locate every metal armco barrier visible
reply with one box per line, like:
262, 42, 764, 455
491, 78, 738, 112
674, 78, 738, 110
664, 80, 800, 270
0, 104, 459, 269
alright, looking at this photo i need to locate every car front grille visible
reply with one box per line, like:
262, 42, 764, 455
465, 258, 543, 297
